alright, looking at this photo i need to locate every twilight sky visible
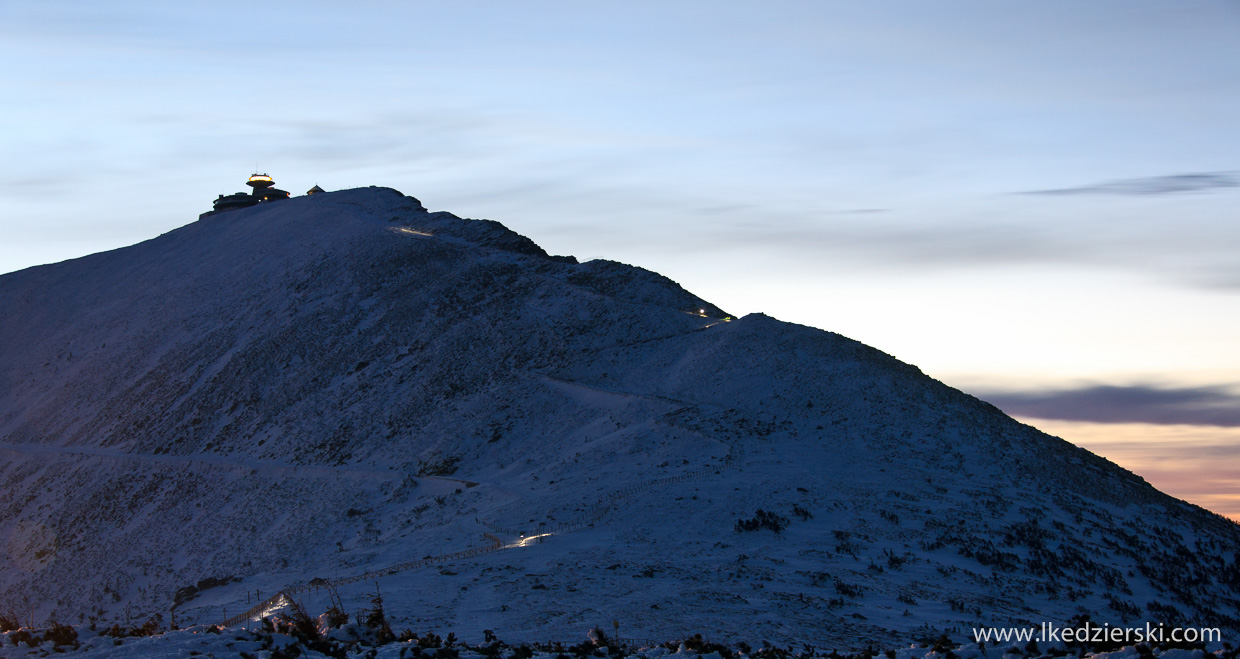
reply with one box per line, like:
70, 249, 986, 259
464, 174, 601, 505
2, 1, 1238, 519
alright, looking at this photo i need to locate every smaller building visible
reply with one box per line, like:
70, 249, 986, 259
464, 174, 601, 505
307, 184, 325, 195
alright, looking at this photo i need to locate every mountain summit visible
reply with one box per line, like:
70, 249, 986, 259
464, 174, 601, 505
0, 187, 1236, 645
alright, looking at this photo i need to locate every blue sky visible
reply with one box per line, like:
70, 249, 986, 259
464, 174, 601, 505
2, 1, 1238, 518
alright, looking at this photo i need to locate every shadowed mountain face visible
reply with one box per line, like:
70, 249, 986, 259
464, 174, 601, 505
0, 187, 1236, 645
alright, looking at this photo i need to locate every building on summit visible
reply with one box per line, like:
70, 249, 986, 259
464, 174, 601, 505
202, 174, 292, 217
245, 174, 290, 202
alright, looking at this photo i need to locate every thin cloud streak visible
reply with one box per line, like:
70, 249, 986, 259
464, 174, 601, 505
982, 383, 1240, 427
1023, 172, 1240, 196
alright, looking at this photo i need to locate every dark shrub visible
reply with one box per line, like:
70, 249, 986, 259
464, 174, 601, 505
45, 622, 79, 648
735, 510, 790, 533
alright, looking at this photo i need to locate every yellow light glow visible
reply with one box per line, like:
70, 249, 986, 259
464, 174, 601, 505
512, 533, 553, 547
391, 227, 433, 237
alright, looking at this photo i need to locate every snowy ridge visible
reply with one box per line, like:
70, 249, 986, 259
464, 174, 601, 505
0, 186, 1237, 647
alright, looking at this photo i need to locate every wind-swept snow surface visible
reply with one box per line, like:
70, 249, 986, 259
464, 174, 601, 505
0, 187, 1237, 646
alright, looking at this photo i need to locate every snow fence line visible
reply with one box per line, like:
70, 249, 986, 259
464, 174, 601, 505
215, 439, 741, 629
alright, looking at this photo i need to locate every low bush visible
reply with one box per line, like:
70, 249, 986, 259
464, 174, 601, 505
735, 509, 790, 533
0, 611, 19, 633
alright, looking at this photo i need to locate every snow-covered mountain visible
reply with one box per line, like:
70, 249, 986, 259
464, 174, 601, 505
0, 186, 1237, 647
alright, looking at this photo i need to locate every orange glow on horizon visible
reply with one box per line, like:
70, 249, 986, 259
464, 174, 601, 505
1018, 417, 1240, 523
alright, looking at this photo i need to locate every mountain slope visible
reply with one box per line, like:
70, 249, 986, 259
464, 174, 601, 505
0, 187, 1237, 646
